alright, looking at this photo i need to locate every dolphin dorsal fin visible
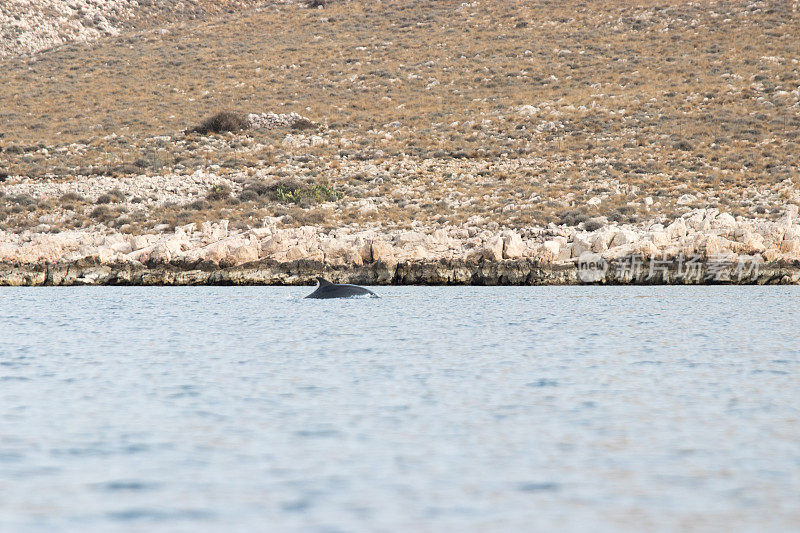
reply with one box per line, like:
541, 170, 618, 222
316, 277, 332, 286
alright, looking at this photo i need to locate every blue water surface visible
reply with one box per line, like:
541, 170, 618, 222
0, 286, 798, 532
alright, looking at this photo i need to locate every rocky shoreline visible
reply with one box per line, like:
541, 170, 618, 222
2, 257, 799, 287
1, 207, 799, 286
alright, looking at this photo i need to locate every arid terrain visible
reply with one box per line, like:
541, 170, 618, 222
1, 0, 799, 283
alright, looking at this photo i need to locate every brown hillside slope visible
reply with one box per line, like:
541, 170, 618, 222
1, 0, 798, 233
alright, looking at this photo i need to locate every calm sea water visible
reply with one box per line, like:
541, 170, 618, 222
0, 286, 798, 533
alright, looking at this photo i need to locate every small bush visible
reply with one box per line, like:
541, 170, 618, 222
293, 208, 328, 224
111, 215, 132, 228
238, 178, 342, 205
271, 177, 305, 193
187, 199, 211, 211
221, 158, 242, 169
239, 179, 272, 200
583, 217, 604, 232
60, 192, 85, 203
305, 0, 330, 7
189, 111, 249, 135
291, 118, 316, 130
274, 182, 343, 205
206, 184, 231, 202
558, 208, 588, 226
10, 194, 35, 206
134, 158, 153, 169
96, 188, 125, 204
238, 189, 260, 202
90, 205, 111, 219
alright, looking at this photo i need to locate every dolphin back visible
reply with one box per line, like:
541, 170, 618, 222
305, 278, 378, 299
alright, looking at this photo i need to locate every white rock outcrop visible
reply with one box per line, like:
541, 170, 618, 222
1, 209, 798, 273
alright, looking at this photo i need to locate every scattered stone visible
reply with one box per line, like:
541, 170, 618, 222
247, 112, 314, 130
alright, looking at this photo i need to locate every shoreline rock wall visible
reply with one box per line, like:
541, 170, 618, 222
1, 257, 798, 287
1, 207, 800, 285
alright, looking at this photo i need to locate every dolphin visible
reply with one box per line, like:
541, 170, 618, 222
305, 277, 379, 299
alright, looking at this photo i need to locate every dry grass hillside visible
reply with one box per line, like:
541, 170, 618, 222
1, 0, 798, 234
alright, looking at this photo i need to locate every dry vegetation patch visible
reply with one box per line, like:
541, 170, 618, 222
1, 0, 798, 235
188, 111, 250, 135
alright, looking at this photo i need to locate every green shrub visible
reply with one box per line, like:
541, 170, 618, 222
206, 184, 231, 202
274, 182, 342, 204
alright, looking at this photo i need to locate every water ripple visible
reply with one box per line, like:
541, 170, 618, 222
0, 285, 797, 532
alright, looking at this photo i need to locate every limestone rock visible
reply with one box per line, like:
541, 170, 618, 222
284, 245, 309, 262
636, 240, 660, 257
571, 235, 592, 258
0, 243, 20, 262
128, 234, 153, 251
704, 235, 734, 257
611, 229, 638, 247
780, 238, 800, 255
590, 230, 614, 252
784, 225, 800, 242
666, 218, 687, 240
553, 237, 571, 261
192, 239, 233, 265
320, 238, 363, 267
230, 245, 259, 266
502, 231, 524, 259
201, 220, 229, 243
483, 236, 504, 262
110, 241, 133, 254
536, 240, 562, 263
685, 209, 718, 231
647, 231, 670, 248
713, 212, 737, 230
149, 237, 185, 264
602, 243, 638, 261
126, 244, 158, 264
371, 239, 395, 264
